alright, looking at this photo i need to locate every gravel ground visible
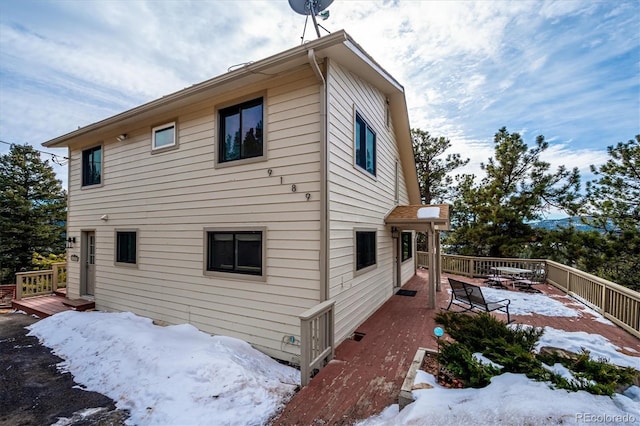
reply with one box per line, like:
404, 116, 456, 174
0, 312, 129, 426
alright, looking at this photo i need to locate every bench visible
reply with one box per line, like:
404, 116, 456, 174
446, 278, 513, 323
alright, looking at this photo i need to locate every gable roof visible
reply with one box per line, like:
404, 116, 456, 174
42, 30, 420, 203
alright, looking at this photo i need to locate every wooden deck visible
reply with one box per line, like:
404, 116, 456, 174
273, 269, 640, 425
11, 292, 94, 318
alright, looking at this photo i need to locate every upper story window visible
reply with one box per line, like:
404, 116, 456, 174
401, 232, 412, 262
152, 122, 176, 151
218, 97, 264, 164
355, 112, 376, 176
82, 145, 102, 187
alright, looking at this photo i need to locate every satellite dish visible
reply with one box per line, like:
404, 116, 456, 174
288, 0, 334, 39
288, 0, 333, 15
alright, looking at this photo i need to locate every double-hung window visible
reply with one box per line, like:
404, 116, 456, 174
401, 232, 412, 262
355, 112, 376, 176
152, 122, 176, 150
218, 98, 264, 163
115, 230, 137, 265
82, 145, 102, 186
355, 230, 377, 272
206, 230, 264, 277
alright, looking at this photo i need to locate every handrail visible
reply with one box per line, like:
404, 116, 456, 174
14, 262, 67, 300
299, 300, 335, 386
417, 252, 640, 338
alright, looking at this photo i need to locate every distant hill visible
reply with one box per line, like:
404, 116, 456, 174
529, 217, 604, 233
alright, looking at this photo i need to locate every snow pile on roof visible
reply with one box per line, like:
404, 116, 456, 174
27, 311, 299, 425
417, 206, 440, 218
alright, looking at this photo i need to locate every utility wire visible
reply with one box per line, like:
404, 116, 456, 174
0, 139, 69, 165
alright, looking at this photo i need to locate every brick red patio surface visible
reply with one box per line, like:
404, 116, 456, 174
273, 269, 640, 426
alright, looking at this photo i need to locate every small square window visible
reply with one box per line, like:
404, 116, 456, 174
218, 98, 264, 163
355, 112, 376, 176
82, 145, 102, 187
401, 232, 412, 262
355, 230, 376, 271
152, 122, 176, 150
116, 231, 137, 265
206, 230, 263, 276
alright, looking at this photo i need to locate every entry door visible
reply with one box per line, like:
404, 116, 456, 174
82, 231, 96, 296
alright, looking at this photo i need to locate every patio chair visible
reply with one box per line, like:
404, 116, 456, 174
446, 278, 513, 323
485, 268, 511, 288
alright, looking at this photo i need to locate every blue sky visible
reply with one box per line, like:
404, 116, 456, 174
1, 0, 639, 205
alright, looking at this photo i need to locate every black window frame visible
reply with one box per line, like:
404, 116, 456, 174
355, 230, 377, 271
206, 230, 263, 276
218, 97, 264, 164
116, 231, 137, 265
401, 232, 412, 262
82, 145, 102, 186
355, 112, 376, 176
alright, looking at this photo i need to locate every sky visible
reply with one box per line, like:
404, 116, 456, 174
1, 0, 639, 207
24, 286, 640, 425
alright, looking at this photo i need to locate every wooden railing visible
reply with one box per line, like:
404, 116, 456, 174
299, 300, 335, 386
417, 253, 640, 338
15, 262, 67, 300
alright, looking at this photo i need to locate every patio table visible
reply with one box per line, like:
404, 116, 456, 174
490, 266, 533, 288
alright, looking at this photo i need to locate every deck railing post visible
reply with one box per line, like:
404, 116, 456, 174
52, 265, 59, 292
15, 273, 22, 301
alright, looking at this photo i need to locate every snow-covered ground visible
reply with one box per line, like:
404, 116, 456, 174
27, 311, 299, 426
358, 288, 640, 426
21, 286, 640, 426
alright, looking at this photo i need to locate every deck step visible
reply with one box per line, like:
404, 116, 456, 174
61, 298, 95, 311
54, 288, 66, 297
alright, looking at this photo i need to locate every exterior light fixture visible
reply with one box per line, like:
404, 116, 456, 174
391, 226, 399, 239
116, 134, 128, 142
66, 237, 76, 248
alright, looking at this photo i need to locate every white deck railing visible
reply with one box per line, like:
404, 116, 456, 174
417, 252, 640, 338
15, 262, 67, 300
299, 300, 335, 386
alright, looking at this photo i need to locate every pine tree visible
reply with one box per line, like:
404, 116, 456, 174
446, 127, 580, 257
0, 144, 67, 283
412, 129, 469, 204
584, 135, 639, 289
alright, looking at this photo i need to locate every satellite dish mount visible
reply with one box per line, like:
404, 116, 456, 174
288, 0, 334, 40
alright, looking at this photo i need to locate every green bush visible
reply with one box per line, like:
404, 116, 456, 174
434, 311, 638, 396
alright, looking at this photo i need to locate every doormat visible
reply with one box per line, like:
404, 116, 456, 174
396, 289, 417, 297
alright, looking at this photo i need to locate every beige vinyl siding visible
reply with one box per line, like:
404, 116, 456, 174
65, 67, 322, 362
327, 60, 411, 343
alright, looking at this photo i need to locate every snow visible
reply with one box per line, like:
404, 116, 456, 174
481, 287, 580, 317
417, 206, 440, 218
27, 311, 299, 426
535, 327, 640, 369
359, 371, 639, 426
472, 352, 503, 369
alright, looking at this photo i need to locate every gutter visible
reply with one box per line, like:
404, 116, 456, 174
307, 48, 329, 303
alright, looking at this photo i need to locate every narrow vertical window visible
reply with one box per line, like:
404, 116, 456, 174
401, 232, 412, 262
394, 160, 399, 203
355, 112, 376, 176
82, 145, 102, 186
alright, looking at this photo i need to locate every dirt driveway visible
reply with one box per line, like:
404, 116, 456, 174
0, 313, 128, 426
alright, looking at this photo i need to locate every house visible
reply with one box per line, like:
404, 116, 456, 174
42, 31, 449, 372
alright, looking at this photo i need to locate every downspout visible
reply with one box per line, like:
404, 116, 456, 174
307, 49, 329, 302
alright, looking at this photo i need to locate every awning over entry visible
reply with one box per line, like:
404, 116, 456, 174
384, 204, 450, 309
